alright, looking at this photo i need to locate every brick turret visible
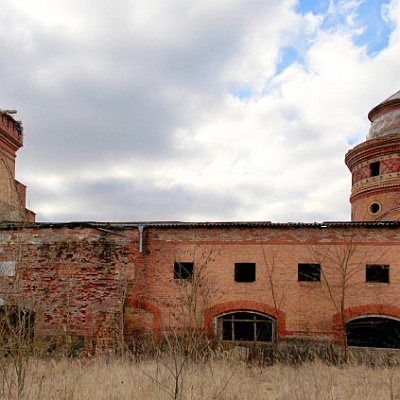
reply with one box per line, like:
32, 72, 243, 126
345, 90, 400, 221
0, 110, 23, 176
0, 109, 35, 222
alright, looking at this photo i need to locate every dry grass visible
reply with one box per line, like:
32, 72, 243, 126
1, 356, 400, 400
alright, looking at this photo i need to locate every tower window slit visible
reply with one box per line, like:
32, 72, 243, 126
370, 161, 380, 177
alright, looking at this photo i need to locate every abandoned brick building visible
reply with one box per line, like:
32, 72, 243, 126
2, 90, 400, 353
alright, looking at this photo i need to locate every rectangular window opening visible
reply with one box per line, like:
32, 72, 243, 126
370, 161, 380, 177
234, 262, 256, 282
366, 264, 389, 283
174, 262, 194, 280
298, 263, 321, 282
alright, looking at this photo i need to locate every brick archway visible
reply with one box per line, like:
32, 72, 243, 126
125, 299, 162, 331
333, 304, 400, 342
204, 300, 286, 338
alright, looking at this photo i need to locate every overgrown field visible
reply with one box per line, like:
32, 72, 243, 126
1, 356, 400, 399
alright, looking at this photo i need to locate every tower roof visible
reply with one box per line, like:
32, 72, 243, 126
367, 89, 400, 140
383, 89, 400, 103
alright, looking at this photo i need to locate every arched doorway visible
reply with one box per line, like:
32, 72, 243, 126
346, 316, 400, 348
216, 311, 275, 343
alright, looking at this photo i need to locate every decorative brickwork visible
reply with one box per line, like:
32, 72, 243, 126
346, 90, 400, 221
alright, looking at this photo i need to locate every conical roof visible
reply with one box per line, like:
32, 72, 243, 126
367, 89, 400, 140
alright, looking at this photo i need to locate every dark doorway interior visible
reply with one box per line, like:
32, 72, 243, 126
346, 317, 400, 348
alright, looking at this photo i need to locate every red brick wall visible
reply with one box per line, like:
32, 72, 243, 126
350, 190, 400, 221
1, 223, 400, 351
0, 225, 138, 352
138, 224, 400, 344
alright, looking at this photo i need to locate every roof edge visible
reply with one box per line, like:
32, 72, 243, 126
1, 220, 400, 230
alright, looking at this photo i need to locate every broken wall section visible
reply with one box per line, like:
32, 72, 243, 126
0, 224, 138, 354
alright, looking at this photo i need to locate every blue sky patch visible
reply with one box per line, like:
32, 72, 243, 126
230, 85, 253, 101
352, 0, 392, 55
296, 0, 393, 55
276, 46, 304, 75
296, 0, 330, 15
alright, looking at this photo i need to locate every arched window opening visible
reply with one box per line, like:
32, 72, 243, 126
346, 317, 400, 349
217, 311, 275, 343
0, 306, 35, 350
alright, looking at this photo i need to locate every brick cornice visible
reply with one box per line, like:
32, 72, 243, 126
345, 135, 400, 171
0, 113, 23, 152
350, 178, 400, 201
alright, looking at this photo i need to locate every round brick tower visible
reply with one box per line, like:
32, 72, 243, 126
345, 90, 400, 221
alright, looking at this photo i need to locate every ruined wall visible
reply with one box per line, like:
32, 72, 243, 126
0, 224, 138, 353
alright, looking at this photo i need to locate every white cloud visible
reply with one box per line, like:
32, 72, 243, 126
3, 0, 400, 222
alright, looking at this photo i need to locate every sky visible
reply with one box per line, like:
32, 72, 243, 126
2, 0, 400, 223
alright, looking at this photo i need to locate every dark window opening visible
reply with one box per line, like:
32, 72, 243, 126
346, 317, 400, 348
219, 312, 274, 342
234, 263, 256, 282
174, 262, 194, 279
298, 263, 321, 282
366, 264, 389, 283
0, 306, 35, 350
370, 161, 380, 177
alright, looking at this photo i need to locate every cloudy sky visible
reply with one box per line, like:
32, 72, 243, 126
2, 0, 400, 223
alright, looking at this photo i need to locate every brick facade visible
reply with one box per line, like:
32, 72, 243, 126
1, 221, 400, 351
2, 91, 400, 352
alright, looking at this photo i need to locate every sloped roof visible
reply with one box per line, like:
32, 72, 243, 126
367, 89, 400, 139
368, 89, 400, 122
